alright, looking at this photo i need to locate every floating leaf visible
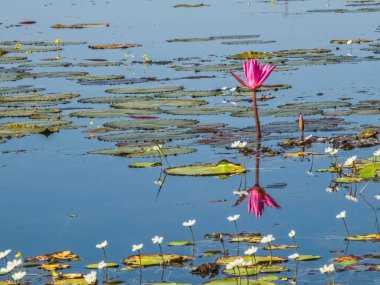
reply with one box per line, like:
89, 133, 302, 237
333, 177, 363, 183
263, 244, 298, 250
49, 278, 87, 285
316, 168, 337, 173
85, 262, 119, 269
168, 241, 194, 246
105, 86, 183, 94
89, 146, 197, 158
104, 119, 198, 130
51, 23, 110, 28
358, 164, 379, 179
0, 86, 46, 95
223, 265, 288, 276
40, 264, 71, 271
112, 99, 208, 109
202, 278, 275, 285
122, 254, 192, 268
164, 160, 246, 176
229, 234, 262, 243
330, 39, 372, 44
70, 109, 162, 118
0, 108, 60, 118
297, 255, 321, 261
166, 35, 259, 43
215, 255, 286, 266
25, 250, 79, 262
174, 4, 207, 8
129, 162, 162, 168
155, 90, 223, 98
203, 250, 223, 257
333, 255, 362, 266
88, 43, 142, 49
98, 130, 198, 143
228, 51, 274, 59
346, 233, 380, 241
284, 152, 320, 157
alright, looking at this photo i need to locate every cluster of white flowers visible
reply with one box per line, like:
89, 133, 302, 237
244, 246, 258, 256
0, 259, 22, 274
261, 235, 275, 244
336, 210, 346, 219
227, 215, 240, 222
324, 147, 338, 156
182, 219, 196, 227
84, 271, 97, 284
375, 195, 380, 200
231, 141, 247, 149
319, 263, 335, 274
345, 194, 358, 202
343, 156, 357, 167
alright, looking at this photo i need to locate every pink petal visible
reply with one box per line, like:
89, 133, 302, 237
263, 193, 281, 209
257, 65, 276, 87
231, 72, 249, 88
248, 187, 265, 217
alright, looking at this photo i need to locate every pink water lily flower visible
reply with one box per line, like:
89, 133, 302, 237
231, 59, 276, 90
248, 185, 281, 217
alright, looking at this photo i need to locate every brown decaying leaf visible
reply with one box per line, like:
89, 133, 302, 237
25, 250, 79, 262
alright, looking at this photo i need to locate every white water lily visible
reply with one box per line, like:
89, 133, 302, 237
241, 261, 252, 266
152, 236, 163, 244
221, 86, 228, 91
347, 40, 353, 45
288, 230, 296, 238
231, 141, 247, 148
96, 240, 108, 249
84, 271, 97, 284
154, 180, 163, 186
233, 190, 249, 196
227, 214, 240, 222
230, 87, 237, 92
345, 194, 358, 202
98, 260, 107, 270
230, 101, 237, 106
319, 264, 329, 274
11, 271, 26, 281
343, 156, 357, 166
375, 195, 380, 200
132, 243, 144, 252
373, 149, 380, 157
288, 253, 299, 260
5, 259, 22, 272
152, 144, 163, 151
327, 263, 335, 272
336, 210, 346, 219
324, 147, 338, 156
261, 235, 275, 243
306, 170, 313, 176
0, 249, 11, 259
305, 134, 313, 140
244, 246, 258, 256
182, 219, 196, 227
326, 187, 334, 193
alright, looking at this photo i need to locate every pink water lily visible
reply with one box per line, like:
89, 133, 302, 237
248, 185, 281, 218
231, 59, 276, 90
231, 59, 276, 140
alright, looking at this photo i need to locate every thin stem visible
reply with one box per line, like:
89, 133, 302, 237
102, 248, 108, 282
294, 259, 299, 282
234, 221, 240, 255
158, 244, 165, 266
189, 226, 195, 245
331, 272, 335, 285
292, 237, 298, 252
342, 218, 350, 237
219, 236, 227, 257
138, 250, 142, 284
268, 242, 273, 265
251, 90, 261, 140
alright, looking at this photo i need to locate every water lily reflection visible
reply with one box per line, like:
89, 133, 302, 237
248, 184, 281, 217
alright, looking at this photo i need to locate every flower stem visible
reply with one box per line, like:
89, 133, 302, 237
292, 237, 298, 252
252, 90, 261, 140
189, 226, 195, 245
234, 221, 240, 255
268, 242, 273, 265
138, 250, 143, 282
342, 218, 350, 237
158, 244, 165, 266
102, 248, 108, 282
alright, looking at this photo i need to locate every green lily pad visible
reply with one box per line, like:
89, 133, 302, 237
166, 35, 259, 43
166, 106, 248, 116
297, 255, 321, 261
0, 86, 46, 95
333, 255, 361, 266
49, 278, 87, 285
112, 98, 208, 109
104, 119, 198, 130
128, 162, 162, 168
2, 46, 63, 53
70, 108, 162, 118
0, 109, 60, 118
0, 100, 68, 107
68, 75, 125, 81
0, 40, 86, 46
223, 265, 288, 276
78, 96, 152, 104
316, 168, 337, 173
203, 250, 223, 257
358, 164, 379, 179
105, 86, 184, 94
122, 254, 192, 268
216, 255, 286, 266
40, 263, 71, 271
51, 22, 110, 28
19, 62, 73, 68
228, 51, 274, 59
346, 233, 380, 241
164, 160, 246, 176
222, 40, 276, 45
0, 56, 30, 64
168, 241, 194, 246
85, 262, 119, 269
333, 177, 364, 183
89, 146, 197, 158
0, 93, 79, 102
97, 130, 198, 143
263, 244, 298, 250
22, 71, 88, 79
74, 61, 123, 67
229, 234, 263, 243
275, 48, 331, 56
174, 4, 207, 8
155, 90, 223, 98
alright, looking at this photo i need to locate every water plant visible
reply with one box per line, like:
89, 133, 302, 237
231, 59, 276, 140
260, 235, 275, 264
336, 210, 350, 237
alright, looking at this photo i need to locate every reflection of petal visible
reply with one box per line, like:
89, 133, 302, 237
248, 186, 281, 217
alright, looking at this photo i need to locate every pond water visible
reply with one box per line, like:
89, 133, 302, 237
1, 0, 380, 284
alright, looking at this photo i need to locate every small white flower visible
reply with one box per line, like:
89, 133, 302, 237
0, 249, 11, 259
154, 180, 163, 186
230, 101, 237, 106
347, 40, 353, 45
373, 149, 380, 157
307, 170, 313, 176
288, 230, 296, 238
244, 246, 258, 256
96, 240, 108, 249
375, 195, 380, 200
327, 263, 335, 272
221, 86, 228, 91
230, 87, 237, 92
132, 244, 144, 252
261, 235, 275, 244
152, 144, 163, 151
98, 260, 107, 269
319, 264, 329, 274
345, 194, 358, 202
305, 135, 313, 140
152, 236, 163, 244
324, 147, 333, 154
234, 258, 244, 266
238, 141, 247, 148
231, 141, 241, 148
336, 210, 346, 219
233, 190, 248, 196
222, 100, 227, 104
84, 271, 97, 284
326, 187, 334, 193
324, 147, 338, 156
5, 259, 22, 272
182, 219, 196, 227
343, 156, 357, 167
288, 253, 299, 260
347, 53, 353, 57
226, 260, 236, 270
11, 271, 26, 281
227, 215, 240, 222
